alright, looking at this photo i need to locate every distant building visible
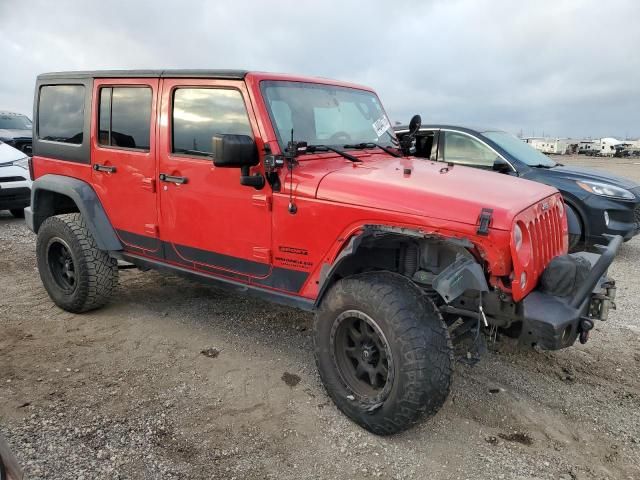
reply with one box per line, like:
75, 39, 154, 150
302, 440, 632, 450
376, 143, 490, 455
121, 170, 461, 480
523, 137, 573, 154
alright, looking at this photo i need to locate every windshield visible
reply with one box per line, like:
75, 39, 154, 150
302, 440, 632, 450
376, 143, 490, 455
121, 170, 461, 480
0, 114, 32, 130
483, 131, 557, 167
261, 81, 396, 152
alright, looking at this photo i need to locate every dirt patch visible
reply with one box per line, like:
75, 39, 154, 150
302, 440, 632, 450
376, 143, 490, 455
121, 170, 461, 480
200, 347, 220, 358
499, 432, 534, 446
281, 372, 301, 387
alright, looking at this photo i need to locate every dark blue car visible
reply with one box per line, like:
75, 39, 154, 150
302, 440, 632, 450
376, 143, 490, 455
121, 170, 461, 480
395, 125, 640, 250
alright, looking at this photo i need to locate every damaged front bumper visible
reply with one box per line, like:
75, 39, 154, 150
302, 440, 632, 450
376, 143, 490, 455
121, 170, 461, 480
518, 235, 622, 350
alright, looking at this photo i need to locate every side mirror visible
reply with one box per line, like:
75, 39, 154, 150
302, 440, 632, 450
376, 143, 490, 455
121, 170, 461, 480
212, 134, 264, 189
400, 114, 422, 155
409, 114, 422, 136
212, 134, 259, 168
493, 157, 512, 173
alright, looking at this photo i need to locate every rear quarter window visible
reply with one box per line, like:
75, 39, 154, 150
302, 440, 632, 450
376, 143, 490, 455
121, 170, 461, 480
38, 85, 85, 144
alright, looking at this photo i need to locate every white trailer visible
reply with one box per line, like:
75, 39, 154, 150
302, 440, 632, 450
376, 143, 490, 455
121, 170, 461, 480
523, 137, 571, 154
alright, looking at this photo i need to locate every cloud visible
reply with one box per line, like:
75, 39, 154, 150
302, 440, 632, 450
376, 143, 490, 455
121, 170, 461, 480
1, 0, 638, 138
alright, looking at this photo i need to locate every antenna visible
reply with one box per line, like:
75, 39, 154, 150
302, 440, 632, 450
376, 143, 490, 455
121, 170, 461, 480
287, 128, 297, 215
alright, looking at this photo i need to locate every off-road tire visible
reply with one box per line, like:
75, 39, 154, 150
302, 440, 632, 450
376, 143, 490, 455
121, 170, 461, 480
314, 271, 453, 435
9, 209, 25, 218
36, 213, 118, 313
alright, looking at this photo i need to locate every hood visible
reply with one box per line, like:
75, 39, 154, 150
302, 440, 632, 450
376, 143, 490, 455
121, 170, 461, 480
545, 165, 639, 190
316, 158, 558, 230
0, 128, 32, 140
0, 142, 27, 163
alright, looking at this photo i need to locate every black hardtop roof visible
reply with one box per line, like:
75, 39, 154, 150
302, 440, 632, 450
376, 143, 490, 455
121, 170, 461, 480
37, 69, 248, 80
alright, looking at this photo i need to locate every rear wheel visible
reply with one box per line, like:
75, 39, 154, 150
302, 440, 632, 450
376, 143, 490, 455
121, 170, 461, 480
314, 272, 453, 435
9, 209, 25, 218
36, 213, 118, 313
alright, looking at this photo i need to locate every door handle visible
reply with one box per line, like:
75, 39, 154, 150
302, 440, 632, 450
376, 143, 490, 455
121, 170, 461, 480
159, 173, 188, 184
93, 164, 116, 173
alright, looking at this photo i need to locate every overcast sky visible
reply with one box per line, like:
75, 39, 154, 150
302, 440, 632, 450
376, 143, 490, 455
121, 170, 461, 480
1, 0, 638, 139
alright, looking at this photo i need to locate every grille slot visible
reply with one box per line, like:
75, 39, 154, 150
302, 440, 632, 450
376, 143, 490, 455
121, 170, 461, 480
527, 203, 565, 277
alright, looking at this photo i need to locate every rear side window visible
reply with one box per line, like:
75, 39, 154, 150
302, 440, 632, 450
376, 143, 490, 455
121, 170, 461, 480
38, 85, 85, 144
172, 88, 252, 157
99, 87, 152, 150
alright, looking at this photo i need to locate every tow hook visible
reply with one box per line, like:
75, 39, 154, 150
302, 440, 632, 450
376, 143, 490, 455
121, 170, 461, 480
579, 318, 594, 344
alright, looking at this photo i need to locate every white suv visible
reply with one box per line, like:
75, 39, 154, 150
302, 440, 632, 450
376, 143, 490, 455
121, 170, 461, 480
0, 140, 31, 217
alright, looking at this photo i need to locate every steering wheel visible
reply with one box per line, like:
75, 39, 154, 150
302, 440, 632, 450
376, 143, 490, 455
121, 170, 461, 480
329, 131, 352, 143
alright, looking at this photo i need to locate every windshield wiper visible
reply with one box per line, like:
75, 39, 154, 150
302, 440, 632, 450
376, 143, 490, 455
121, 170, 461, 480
307, 144, 361, 163
343, 142, 402, 158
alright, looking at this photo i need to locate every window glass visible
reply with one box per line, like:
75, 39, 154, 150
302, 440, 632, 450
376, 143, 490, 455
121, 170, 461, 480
98, 88, 111, 145
38, 85, 85, 144
99, 87, 151, 150
261, 81, 396, 151
484, 131, 557, 167
0, 114, 32, 130
444, 131, 498, 167
172, 88, 252, 157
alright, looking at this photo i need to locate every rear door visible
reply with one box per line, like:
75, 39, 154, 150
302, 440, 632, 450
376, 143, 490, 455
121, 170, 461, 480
156, 78, 273, 282
91, 78, 160, 254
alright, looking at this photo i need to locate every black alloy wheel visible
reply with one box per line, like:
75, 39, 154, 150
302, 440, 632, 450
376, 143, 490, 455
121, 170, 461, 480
46, 237, 77, 293
331, 310, 394, 402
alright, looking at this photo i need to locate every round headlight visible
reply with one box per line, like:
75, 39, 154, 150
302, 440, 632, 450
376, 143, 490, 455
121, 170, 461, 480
513, 224, 523, 251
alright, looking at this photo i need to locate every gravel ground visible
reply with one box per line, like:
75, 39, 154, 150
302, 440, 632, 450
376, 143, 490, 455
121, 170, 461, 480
1, 155, 639, 479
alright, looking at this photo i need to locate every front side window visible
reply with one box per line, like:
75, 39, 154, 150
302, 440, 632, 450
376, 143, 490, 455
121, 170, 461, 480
99, 87, 152, 150
172, 88, 252, 157
261, 81, 396, 151
444, 131, 499, 167
38, 85, 85, 144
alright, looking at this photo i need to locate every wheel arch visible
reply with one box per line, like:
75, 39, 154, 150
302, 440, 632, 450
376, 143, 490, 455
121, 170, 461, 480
314, 224, 483, 308
563, 195, 588, 243
28, 174, 122, 251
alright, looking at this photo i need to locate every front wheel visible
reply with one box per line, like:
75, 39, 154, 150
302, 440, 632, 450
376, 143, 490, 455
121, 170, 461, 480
314, 272, 453, 435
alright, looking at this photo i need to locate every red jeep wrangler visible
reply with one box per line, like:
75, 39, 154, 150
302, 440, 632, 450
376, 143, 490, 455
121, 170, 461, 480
26, 70, 620, 435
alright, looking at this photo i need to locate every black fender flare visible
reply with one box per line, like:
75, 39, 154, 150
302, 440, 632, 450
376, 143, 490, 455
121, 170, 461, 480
28, 174, 123, 251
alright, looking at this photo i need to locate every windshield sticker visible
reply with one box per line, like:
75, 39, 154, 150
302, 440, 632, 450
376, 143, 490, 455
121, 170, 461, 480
372, 116, 391, 138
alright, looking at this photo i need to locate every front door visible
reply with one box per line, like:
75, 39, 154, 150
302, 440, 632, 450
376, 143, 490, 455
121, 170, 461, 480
157, 78, 273, 284
439, 130, 506, 170
91, 79, 160, 254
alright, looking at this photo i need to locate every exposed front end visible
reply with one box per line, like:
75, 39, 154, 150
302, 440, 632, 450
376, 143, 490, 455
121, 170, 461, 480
436, 192, 620, 350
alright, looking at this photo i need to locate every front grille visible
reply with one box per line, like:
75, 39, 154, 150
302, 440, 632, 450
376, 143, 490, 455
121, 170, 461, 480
511, 194, 567, 301
527, 202, 566, 276
0, 176, 26, 182
0, 187, 30, 202
634, 204, 640, 225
